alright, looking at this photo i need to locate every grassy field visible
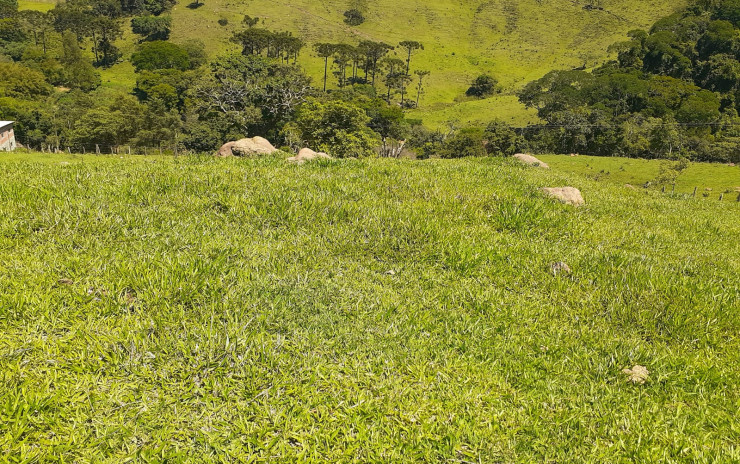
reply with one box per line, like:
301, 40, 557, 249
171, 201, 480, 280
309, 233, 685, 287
538, 155, 740, 199
18, 0, 688, 127
1, 152, 739, 462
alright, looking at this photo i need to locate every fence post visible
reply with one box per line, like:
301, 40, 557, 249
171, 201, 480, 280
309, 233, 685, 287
661, 185, 666, 193
719, 194, 724, 201
693, 187, 698, 197
95, 144, 100, 154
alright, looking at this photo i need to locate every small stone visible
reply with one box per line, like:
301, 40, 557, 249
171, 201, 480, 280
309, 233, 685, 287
541, 187, 585, 206
550, 262, 571, 275
622, 365, 650, 385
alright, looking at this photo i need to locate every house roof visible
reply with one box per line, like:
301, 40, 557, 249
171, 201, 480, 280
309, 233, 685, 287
0, 121, 14, 130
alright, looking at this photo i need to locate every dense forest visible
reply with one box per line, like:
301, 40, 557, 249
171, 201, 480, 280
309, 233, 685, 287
1, 0, 739, 161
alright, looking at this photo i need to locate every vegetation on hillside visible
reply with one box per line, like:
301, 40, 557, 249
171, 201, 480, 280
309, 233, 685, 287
514, 0, 740, 161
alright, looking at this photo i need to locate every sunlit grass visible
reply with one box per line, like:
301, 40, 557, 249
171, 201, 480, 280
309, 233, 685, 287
1, 153, 738, 461
539, 154, 740, 198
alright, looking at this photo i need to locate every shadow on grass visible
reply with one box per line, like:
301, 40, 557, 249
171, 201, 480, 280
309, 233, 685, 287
186, 2, 203, 9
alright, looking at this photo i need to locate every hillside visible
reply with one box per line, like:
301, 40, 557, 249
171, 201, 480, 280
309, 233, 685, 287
19, 0, 690, 127
2, 153, 739, 461
176, 0, 690, 126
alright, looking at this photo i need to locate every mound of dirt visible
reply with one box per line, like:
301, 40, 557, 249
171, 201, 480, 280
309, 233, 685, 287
513, 153, 549, 169
287, 148, 332, 164
217, 137, 278, 157
542, 187, 585, 206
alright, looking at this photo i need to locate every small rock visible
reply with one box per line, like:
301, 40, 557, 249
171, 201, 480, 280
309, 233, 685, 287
541, 187, 585, 206
513, 153, 549, 169
622, 365, 650, 385
550, 262, 571, 275
288, 148, 332, 164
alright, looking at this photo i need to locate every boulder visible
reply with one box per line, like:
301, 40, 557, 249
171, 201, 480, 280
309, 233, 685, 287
513, 153, 549, 169
542, 187, 585, 206
217, 137, 278, 157
287, 148, 332, 164
216, 142, 236, 157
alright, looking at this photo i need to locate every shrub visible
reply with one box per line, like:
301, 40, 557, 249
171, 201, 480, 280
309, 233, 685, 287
286, 98, 380, 158
466, 74, 499, 98
131, 15, 172, 41
343, 9, 365, 26
440, 128, 487, 158
0, 62, 53, 98
484, 121, 523, 155
131, 41, 191, 71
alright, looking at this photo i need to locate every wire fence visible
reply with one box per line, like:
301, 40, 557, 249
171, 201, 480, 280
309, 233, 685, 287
15, 140, 186, 156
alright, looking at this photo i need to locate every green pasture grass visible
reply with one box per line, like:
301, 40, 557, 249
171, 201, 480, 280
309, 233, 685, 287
1, 152, 739, 462
539, 154, 740, 199
17, 0, 54, 12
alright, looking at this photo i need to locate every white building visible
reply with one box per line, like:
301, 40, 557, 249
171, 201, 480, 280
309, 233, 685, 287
1, 121, 16, 151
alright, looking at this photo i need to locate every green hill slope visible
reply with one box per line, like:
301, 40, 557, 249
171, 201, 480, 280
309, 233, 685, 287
167, 0, 689, 126
18, 0, 690, 127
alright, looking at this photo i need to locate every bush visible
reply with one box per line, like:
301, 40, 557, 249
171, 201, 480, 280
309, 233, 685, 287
343, 9, 365, 26
440, 128, 487, 158
286, 98, 380, 158
483, 121, 523, 155
131, 15, 172, 41
466, 74, 499, 98
131, 41, 191, 71
0, 61, 53, 98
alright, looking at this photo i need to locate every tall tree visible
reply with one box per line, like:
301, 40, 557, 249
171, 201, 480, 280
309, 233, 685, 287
414, 70, 430, 107
314, 43, 335, 92
358, 40, 393, 87
332, 43, 355, 88
398, 40, 423, 76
